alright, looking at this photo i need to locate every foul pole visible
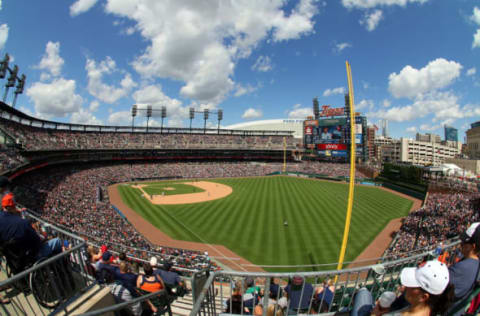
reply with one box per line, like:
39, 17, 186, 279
336, 61, 357, 273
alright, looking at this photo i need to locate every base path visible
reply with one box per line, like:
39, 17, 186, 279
131, 181, 232, 205
108, 183, 263, 272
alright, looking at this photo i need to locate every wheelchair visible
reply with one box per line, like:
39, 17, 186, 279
0, 238, 74, 309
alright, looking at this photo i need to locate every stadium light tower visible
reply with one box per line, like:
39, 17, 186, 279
146, 105, 152, 133
203, 109, 209, 133
217, 109, 223, 134
12, 74, 26, 108
3, 64, 18, 103
131, 104, 137, 132
161, 106, 167, 133
313, 97, 320, 120
189, 107, 195, 130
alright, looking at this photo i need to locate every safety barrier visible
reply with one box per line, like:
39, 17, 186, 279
0, 212, 95, 315
190, 240, 460, 316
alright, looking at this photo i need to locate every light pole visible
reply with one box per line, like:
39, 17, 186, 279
146, 105, 152, 133
161, 106, 166, 133
131, 104, 137, 132
217, 109, 223, 134
203, 109, 209, 134
189, 107, 194, 131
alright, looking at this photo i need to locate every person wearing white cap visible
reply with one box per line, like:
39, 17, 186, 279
351, 260, 453, 316
396, 259, 454, 315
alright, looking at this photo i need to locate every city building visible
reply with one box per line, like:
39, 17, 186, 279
366, 126, 376, 160
377, 137, 460, 166
444, 125, 458, 142
416, 133, 441, 143
466, 121, 480, 159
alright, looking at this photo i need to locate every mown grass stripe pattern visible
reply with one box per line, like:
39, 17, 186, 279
117, 177, 412, 272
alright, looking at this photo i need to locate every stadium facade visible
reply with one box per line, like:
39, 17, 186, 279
224, 119, 304, 138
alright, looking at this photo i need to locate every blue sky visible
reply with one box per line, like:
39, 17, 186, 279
0, 0, 479, 141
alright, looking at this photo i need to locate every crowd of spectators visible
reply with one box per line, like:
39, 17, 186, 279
0, 148, 27, 172
0, 117, 298, 151
385, 191, 480, 257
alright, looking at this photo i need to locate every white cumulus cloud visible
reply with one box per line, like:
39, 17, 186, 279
70, 0, 99, 17
473, 29, 480, 49
367, 91, 463, 122
406, 126, 416, 133
471, 7, 480, 25
85, 56, 137, 104
234, 83, 258, 97
334, 42, 352, 53
26, 78, 83, 118
108, 111, 131, 125
0, 24, 8, 50
356, 99, 374, 110
104, 0, 321, 104
323, 87, 345, 97
71, 107, 103, 125
252, 56, 273, 72
288, 106, 313, 119
35, 41, 65, 80
242, 108, 263, 119
388, 58, 462, 99
342, 0, 428, 9
360, 10, 383, 31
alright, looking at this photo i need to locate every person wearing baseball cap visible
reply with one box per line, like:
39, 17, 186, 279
398, 259, 454, 315
448, 223, 480, 308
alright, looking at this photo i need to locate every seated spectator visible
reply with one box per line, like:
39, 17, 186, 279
0, 200, 62, 265
352, 260, 453, 316
397, 260, 453, 315
110, 281, 142, 316
96, 251, 117, 284
448, 222, 480, 313
157, 262, 186, 296
114, 261, 138, 296
225, 280, 250, 314
313, 279, 335, 312
351, 290, 396, 316
87, 245, 102, 264
137, 262, 165, 293
137, 263, 166, 315
284, 276, 314, 314
1, 177, 25, 215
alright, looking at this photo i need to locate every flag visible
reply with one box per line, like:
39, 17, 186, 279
373, 124, 379, 131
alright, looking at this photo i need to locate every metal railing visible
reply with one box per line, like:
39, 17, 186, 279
190, 240, 460, 316
0, 212, 95, 315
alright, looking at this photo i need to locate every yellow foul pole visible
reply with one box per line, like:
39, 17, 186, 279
336, 61, 356, 273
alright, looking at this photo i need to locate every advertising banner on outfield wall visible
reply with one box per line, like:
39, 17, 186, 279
317, 144, 347, 150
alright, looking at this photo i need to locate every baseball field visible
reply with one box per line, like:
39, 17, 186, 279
115, 176, 413, 271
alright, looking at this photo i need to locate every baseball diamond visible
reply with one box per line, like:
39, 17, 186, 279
112, 176, 414, 272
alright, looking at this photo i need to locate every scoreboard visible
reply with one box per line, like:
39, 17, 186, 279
304, 111, 368, 161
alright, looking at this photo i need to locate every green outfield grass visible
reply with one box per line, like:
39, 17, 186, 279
141, 183, 205, 196
117, 176, 412, 272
